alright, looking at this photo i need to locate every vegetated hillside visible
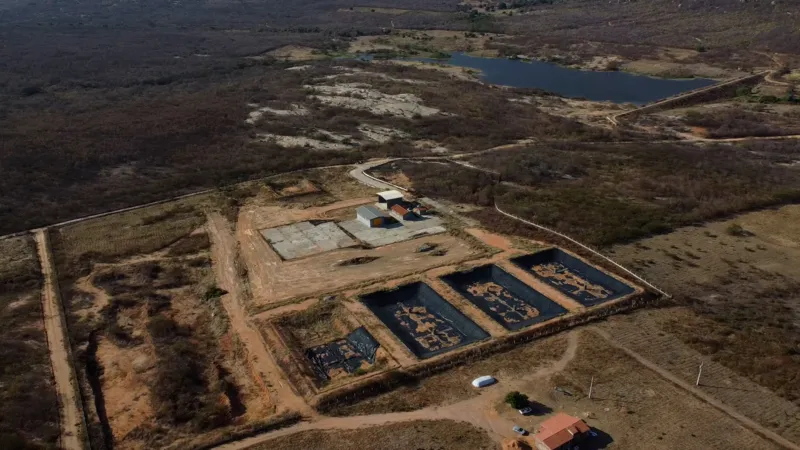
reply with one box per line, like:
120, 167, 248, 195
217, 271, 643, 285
0, 236, 59, 449
503, 0, 800, 54
392, 141, 800, 246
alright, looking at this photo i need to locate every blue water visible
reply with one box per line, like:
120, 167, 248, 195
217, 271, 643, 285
413, 53, 717, 104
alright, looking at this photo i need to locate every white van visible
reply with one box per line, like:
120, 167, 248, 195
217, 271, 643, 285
471, 375, 497, 388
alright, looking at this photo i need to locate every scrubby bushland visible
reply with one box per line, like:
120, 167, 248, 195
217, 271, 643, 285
0, 237, 59, 449
397, 141, 800, 247
683, 108, 800, 138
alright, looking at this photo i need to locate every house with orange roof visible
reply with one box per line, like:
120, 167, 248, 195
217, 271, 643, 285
533, 413, 591, 450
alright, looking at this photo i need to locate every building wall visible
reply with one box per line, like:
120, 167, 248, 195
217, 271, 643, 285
357, 214, 372, 228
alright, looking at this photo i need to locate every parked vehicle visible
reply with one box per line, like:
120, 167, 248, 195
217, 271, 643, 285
518, 406, 533, 415
512, 425, 528, 436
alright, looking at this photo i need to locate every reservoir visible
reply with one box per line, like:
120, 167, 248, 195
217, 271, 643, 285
412, 52, 717, 104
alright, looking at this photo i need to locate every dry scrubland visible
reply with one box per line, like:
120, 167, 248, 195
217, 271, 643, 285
609, 205, 800, 405
249, 420, 496, 450
0, 236, 59, 449
48, 194, 274, 449
373, 140, 800, 247
0, 60, 637, 236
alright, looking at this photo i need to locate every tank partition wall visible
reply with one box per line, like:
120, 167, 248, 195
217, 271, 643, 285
440, 264, 567, 331
511, 249, 635, 307
305, 327, 380, 381
360, 282, 489, 359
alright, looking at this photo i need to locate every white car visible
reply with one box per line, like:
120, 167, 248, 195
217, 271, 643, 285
518, 407, 533, 415
512, 425, 528, 436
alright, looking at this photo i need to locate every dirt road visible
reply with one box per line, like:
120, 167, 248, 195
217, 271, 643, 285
214, 331, 580, 450
594, 328, 800, 450
34, 229, 85, 450
206, 213, 314, 417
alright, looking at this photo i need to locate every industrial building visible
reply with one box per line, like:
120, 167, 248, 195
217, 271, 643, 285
390, 204, 416, 221
377, 190, 405, 209
356, 205, 391, 228
533, 413, 591, 450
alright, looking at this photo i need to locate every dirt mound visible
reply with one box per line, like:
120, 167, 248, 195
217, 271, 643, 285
503, 438, 532, 450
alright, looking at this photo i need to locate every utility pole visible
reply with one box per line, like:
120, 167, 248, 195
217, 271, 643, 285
588, 376, 594, 399
696, 362, 703, 386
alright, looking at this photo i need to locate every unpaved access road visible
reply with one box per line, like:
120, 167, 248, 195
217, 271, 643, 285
34, 229, 85, 450
214, 331, 580, 450
206, 213, 314, 417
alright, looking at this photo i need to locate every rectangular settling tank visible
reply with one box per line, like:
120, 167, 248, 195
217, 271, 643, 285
441, 264, 567, 331
360, 282, 488, 359
511, 249, 634, 307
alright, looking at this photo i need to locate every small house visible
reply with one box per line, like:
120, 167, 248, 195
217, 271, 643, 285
377, 190, 405, 209
534, 413, 591, 450
357, 205, 389, 228
390, 204, 416, 221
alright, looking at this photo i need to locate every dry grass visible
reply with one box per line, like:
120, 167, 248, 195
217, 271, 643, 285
53, 195, 213, 278
247, 420, 497, 450
0, 235, 59, 448
609, 205, 800, 403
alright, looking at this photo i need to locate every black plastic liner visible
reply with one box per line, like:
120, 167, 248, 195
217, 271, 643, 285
441, 264, 567, 331
361, 282, 489, 359
305, 327, 380, 381
511, 249, 634, 307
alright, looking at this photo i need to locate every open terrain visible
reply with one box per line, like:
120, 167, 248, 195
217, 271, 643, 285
3, 0, 800, 447
48, 195, 283, 450
0, 235, 59, 449
606, 205, 800, 415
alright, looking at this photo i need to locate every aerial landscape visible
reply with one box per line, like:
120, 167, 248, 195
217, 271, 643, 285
1, 0, 799, 449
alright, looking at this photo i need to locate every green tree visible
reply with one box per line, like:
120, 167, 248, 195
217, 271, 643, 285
505, 391, 529, 409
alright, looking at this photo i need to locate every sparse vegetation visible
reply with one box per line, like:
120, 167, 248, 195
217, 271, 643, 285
0, 236, 59, 449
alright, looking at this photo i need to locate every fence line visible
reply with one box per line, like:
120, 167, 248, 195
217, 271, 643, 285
494, 202, 671, 299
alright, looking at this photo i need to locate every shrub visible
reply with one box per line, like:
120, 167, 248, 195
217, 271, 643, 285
204, 285, 228, 300
504, 391, 529, 409
726, 223, 747, 237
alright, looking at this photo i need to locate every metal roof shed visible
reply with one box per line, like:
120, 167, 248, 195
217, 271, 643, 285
377, 190, 405, 208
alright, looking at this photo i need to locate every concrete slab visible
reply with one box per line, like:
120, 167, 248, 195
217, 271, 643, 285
260, 221, 357, 260
339, 215, 446, 247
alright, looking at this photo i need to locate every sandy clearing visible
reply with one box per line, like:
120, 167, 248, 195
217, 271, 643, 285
317, 71, 430, 85
246, 104, 309, 125
358, 124, 409, 143
305, 84, 441, 118
256, 133, 354, 151
95, 338, 155, 442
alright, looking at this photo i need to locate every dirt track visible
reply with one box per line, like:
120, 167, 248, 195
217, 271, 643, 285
34, 229, 84, 450
215, 331, 580, 450
206, 213, 314, 417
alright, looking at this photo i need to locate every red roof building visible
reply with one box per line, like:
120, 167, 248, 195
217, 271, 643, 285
534, 413, 591, 450
390, 204, 416, 220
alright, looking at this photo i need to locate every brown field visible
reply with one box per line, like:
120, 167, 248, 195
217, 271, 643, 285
248, 420, 496, 450
603, 205, 800, 442
49, 199, 281, 449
